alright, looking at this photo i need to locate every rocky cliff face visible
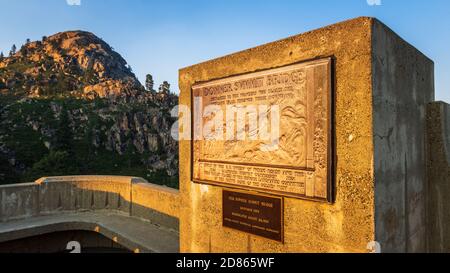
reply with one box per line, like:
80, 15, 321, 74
0, 31, 179, 187
0, 31, 142, 98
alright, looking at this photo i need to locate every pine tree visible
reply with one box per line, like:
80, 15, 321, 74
26, 38, 31, 44
145, 74, 155, 92
0, 52, 4, 61
54, 104, 74, 154
21, 43, 29, 56
9, 44, 16, 56
158, 81, 170, 94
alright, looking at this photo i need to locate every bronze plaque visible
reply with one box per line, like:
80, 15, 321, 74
192, 58, 333, 202
223, 190, 284, 242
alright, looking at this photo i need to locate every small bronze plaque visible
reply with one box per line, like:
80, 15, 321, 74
223, 190, 284, 242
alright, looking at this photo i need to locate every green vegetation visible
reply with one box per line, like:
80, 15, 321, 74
0, 97, 178, 189
0, 31, 179, 189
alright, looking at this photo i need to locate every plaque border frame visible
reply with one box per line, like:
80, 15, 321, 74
190, 57, 335, 203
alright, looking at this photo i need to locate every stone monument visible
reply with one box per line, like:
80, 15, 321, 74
179, 17, 435, 253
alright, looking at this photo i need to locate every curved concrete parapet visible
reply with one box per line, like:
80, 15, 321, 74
427, 102, 450, 252
0, 183, 39, 222
0, 212, 179, 253
36, 176, 140, 216
132, 182, 180, 228
35, 175, 148, 185
0, 176, 180, 253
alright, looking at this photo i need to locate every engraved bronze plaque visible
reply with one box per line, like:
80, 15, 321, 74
223, 190, 284, 242
192, 58, 333, 202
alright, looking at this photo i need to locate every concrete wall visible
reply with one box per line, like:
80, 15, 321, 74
427, 102, 450, 252
0, 176, 180, 231
372, 20, 435, 253
132, 182, 180, 229
179, 17, 376, 253
0, 183, 39, 222
179, 17, 436, 253
443, 104, 450, 163
37, 176, 138, 215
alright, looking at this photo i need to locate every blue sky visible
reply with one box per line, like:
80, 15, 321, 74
0, 0, 449, 102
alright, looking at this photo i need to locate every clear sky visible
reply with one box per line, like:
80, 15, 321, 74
0, 0, 449, 102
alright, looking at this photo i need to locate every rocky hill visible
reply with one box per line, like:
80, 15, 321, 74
0, 31, 179, 187
0, 31, 143, 98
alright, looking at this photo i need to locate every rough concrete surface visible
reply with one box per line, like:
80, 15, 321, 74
372, 20, 434, 253
427, 102, 450, 253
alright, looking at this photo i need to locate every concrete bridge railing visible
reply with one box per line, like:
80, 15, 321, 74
0, 176, 180, 234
